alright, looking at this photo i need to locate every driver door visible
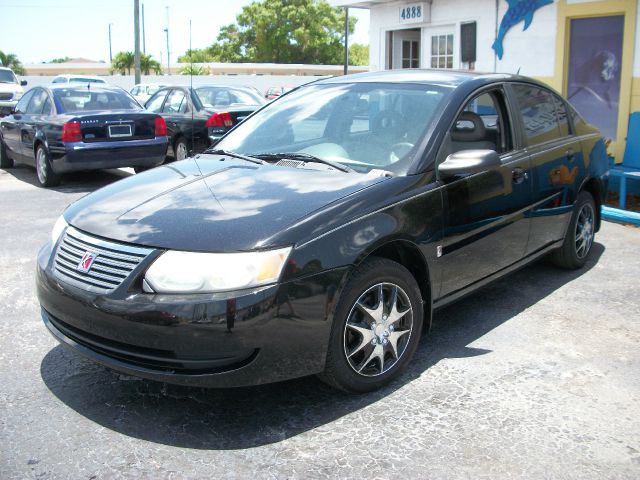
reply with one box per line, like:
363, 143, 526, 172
437, 87, 532, 299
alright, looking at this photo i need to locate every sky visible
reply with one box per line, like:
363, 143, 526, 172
0, 0, 370, 65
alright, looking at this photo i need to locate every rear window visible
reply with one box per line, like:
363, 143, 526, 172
53, 88, 141, 112
69, 77, 106, 84
195, 87, 264, 107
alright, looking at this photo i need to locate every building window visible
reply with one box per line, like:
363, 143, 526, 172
431, 34, 453, 69
402, 40, 420, 68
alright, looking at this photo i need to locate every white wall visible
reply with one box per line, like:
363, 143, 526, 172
369, 0, 558, 76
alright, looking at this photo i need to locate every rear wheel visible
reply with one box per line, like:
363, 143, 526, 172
35, 145, 60, 187
0, 140, 13, 168
319, 257, 423, 393
551, 190, 596, 269
174, 138, 188, 161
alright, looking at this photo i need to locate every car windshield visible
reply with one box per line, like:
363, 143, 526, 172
215, 82, 451, 174
0, 70, 18, 84
195, 86, 265, 108
53, 88, 141, 112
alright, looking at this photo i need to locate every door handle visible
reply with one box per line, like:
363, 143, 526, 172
566, 148, 575, 161
512, 167, 528, 184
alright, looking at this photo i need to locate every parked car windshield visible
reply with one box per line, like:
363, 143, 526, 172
0, 70, 18, 84
215, 82, 451, 174
195, 86, 265, 108
53, 88, 141, 113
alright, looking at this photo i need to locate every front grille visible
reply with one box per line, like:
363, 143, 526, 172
0, 93, 13, 101
54, 226, 153, 293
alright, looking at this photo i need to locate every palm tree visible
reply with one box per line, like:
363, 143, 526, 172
140, 54, 162, 75
111, 51, 134, 75
0, 51, 25, 75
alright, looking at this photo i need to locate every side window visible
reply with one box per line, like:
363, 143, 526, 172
450, 89, 512, 155
42, 97, 53, 115
163, 90, 187, 113
15, 89, 35, 113
567, 103, 588, 135
512, 84, 561, 147
26, 89, 48, 114
145, 90, 168, 112
131, 87, 140, 96
552, 94, 570, 137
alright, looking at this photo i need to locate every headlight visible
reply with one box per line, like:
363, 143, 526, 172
14, 91, 23, 100
51, 215, 67, 245
144, 247, 292, 293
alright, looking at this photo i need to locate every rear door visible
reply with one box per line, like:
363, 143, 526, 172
20, 88, 49, 165
162, 88, 191, 151
508, 83, 584, 255
438, 86, 533, 299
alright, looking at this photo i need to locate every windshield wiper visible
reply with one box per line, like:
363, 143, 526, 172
205, 148, 266, 165
252, 152, 353, 173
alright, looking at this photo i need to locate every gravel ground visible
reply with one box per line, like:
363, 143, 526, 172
1, 164, 639, 479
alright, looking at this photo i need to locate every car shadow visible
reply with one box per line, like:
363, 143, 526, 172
40, 243, 604, 450
2, 164, 132, 193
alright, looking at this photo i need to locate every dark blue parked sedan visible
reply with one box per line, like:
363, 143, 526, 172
0, 84, 168, 187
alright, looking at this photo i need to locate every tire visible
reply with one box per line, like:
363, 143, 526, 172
318, 257, 424, 393
0, 139, 13, 168
174, 138, 188, 161
35, 145, 61, 187
134, 166, 150, 174
551, 190, 596, 269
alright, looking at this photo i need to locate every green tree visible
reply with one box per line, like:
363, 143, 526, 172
49, 56, 72, 64
0, 51, 25, 75
178, 48, 214, 63
209, 0, 356, 64
348, 43, 369, 66
111, 51, 134, 75
180, 64, 209, 75
140, 54, 162, 74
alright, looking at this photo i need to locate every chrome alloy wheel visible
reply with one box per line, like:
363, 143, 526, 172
176, 141, 188, 161
36, 147, 47, 184
343, 282, 414, 377
575, 202, 595, 259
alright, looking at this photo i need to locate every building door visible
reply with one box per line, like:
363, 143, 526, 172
566, 15, 624, 141
385, 29, 420, 70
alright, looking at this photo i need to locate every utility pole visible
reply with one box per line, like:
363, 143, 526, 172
343, 7, 349, 75
108, 23, 113, 64
164, 6, 170, 75
134, 0, 141, 83
142, 3, 146, 54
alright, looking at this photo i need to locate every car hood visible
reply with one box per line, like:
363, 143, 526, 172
64, 154, 385, 252
0, 83, 22, 94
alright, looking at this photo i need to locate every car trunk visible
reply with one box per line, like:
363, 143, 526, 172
75, 111, 157, 142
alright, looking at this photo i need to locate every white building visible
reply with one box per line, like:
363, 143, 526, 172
334, 0, 640, 162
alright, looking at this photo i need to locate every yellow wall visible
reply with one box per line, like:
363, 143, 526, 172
552, 0, 638, 162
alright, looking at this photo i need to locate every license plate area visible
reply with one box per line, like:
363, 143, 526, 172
108, 124, 133, 138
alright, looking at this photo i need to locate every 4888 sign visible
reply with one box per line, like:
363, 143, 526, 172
399, 3, 425, 24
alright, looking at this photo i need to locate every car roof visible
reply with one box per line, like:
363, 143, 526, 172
316, 69, 533, 87
47, 84, 126, 92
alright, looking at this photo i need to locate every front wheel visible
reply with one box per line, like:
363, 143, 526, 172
35, 145, 60, 187
319, 257, 424, 393
551, 190, 596, 269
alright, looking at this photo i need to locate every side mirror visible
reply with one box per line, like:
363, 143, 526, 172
20, 80, 27, 86
439, 149, 500, 178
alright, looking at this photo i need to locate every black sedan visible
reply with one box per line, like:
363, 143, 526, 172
0, 84, 168, 187
36, 71, 608, 392
144, 84, 265, 161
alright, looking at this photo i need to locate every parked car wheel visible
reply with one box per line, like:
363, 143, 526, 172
174, 138, 188, 161
134, 166, 150, 174
319, 257, 423, 393
35, 145, 60, 187
551, 191, 596, 269
0, 139, 13, 168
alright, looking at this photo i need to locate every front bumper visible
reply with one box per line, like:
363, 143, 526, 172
36, 239, 348, 387
49, 137, 168, 173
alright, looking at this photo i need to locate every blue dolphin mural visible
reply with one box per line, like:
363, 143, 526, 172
492, 0, 554, 59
